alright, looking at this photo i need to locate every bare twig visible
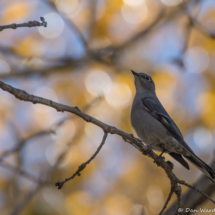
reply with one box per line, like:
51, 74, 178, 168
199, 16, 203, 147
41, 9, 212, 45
56, 131, 108, 189
174, 185, 182, 215
178, 179, 215, 204
0, 17, 47, 32
10, 94, 101, 215
164, 160, 215, 215
0, 80, 214, 212
159, 187, 174, 215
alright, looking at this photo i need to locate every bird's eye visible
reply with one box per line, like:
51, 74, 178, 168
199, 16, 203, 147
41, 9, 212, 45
145, 76, 150, 81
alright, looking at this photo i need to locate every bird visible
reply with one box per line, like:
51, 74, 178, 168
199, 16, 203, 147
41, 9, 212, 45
130, 70, 215, 182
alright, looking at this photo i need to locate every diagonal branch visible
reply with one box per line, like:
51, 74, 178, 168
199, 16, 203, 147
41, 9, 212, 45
55, 131, 108, 189
0, 96, 102, 163
0, 80, 214, 213
159, 187, 174, 215
178, 179, 215, 204
0, 17, 47, 32
174, 185, 182, 215
164, 160, 215, 215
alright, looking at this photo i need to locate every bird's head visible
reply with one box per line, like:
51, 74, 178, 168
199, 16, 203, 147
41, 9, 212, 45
131, 70, 155, 94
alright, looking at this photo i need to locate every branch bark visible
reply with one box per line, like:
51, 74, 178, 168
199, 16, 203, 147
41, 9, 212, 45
0, 17, 47, 32
0, 80, 215, 215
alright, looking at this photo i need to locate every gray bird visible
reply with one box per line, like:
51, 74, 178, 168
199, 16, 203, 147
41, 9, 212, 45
130, 70, 215, 182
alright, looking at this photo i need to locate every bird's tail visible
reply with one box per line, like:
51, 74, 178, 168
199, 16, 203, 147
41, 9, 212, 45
184, 155, 215, 183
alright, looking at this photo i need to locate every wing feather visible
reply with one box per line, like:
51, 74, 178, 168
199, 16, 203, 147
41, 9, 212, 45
142, 97, 194, 154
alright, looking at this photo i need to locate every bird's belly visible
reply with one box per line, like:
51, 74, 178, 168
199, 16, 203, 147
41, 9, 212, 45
131, 110, 189, 155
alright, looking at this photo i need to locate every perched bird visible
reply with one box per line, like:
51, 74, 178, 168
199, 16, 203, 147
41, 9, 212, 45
130, 70, 215, 182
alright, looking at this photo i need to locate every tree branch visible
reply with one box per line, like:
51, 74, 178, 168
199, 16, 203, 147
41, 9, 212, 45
0, 17, 47, 32
0, 80, 214, 215
55, 131, 108, 189
164, 160, 215, 215
159, 187, 174, 215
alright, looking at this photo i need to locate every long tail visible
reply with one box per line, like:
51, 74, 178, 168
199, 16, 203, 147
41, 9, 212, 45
184, 155, 215, 183
169, 152, 190, 170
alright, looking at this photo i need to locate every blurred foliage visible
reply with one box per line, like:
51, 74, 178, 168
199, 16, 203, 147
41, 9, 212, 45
0, 0, 215, 215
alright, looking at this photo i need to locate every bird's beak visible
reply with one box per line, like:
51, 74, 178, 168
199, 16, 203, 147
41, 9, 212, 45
131, 70, 138, 76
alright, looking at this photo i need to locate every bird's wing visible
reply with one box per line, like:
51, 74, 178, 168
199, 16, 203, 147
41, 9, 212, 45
142, 97, 194, 154
142, 97, 215, 181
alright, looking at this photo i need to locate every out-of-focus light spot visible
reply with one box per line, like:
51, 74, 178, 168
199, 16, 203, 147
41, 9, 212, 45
32, 87, 58, 113
147, 185, 164, 213
161, 0, 182, 6
55, 0, 80, 16
121, 2, 148, 24
38, 12, 64, 39
85, 70, 112, 97
193, 127, 213, 150
105, 83, 132, 109
130, 205, 145, 215
46, 144, 70, 167
51, 121, 76, 144
103, 195, 133, 215
21, 57, 44, 69
39, 38, 66, 58
65, 191, 93, 214
123, 0, 144, 7
43, 187, 64, 212
85, 123, 104, 143
0, 59, 10, 73
184, 47, 209, 73
196, 92, 215, 115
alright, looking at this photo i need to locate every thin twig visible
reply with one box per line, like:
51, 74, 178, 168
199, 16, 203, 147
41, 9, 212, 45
174, 185, 182, 215
56, 131, 108, 189
0, 17, 47, 32
178, 179, 215, 204
0, 80, 215, 211
10, 95, 102, 215
159, 187, 174, 215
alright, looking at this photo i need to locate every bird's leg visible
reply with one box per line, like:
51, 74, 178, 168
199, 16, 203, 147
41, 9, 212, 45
159, 149, 166, 157
158, 144, 166, 158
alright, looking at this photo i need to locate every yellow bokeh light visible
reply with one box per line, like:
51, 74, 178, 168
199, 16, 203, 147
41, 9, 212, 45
55, 0, 81, 16
85, 70, 112, 97
196, 92, 215, 128
161, 0, 182, 7
146, 185, 164, 213
121, 2, 148, 25
105, 82, 132, 109
103, 195, 133, 215
123, 0, 144, 7
65, 191, 93, 215
1, 2, 31, 24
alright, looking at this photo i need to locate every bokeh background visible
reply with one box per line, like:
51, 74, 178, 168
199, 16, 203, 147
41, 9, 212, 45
0, 0, 215, 214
